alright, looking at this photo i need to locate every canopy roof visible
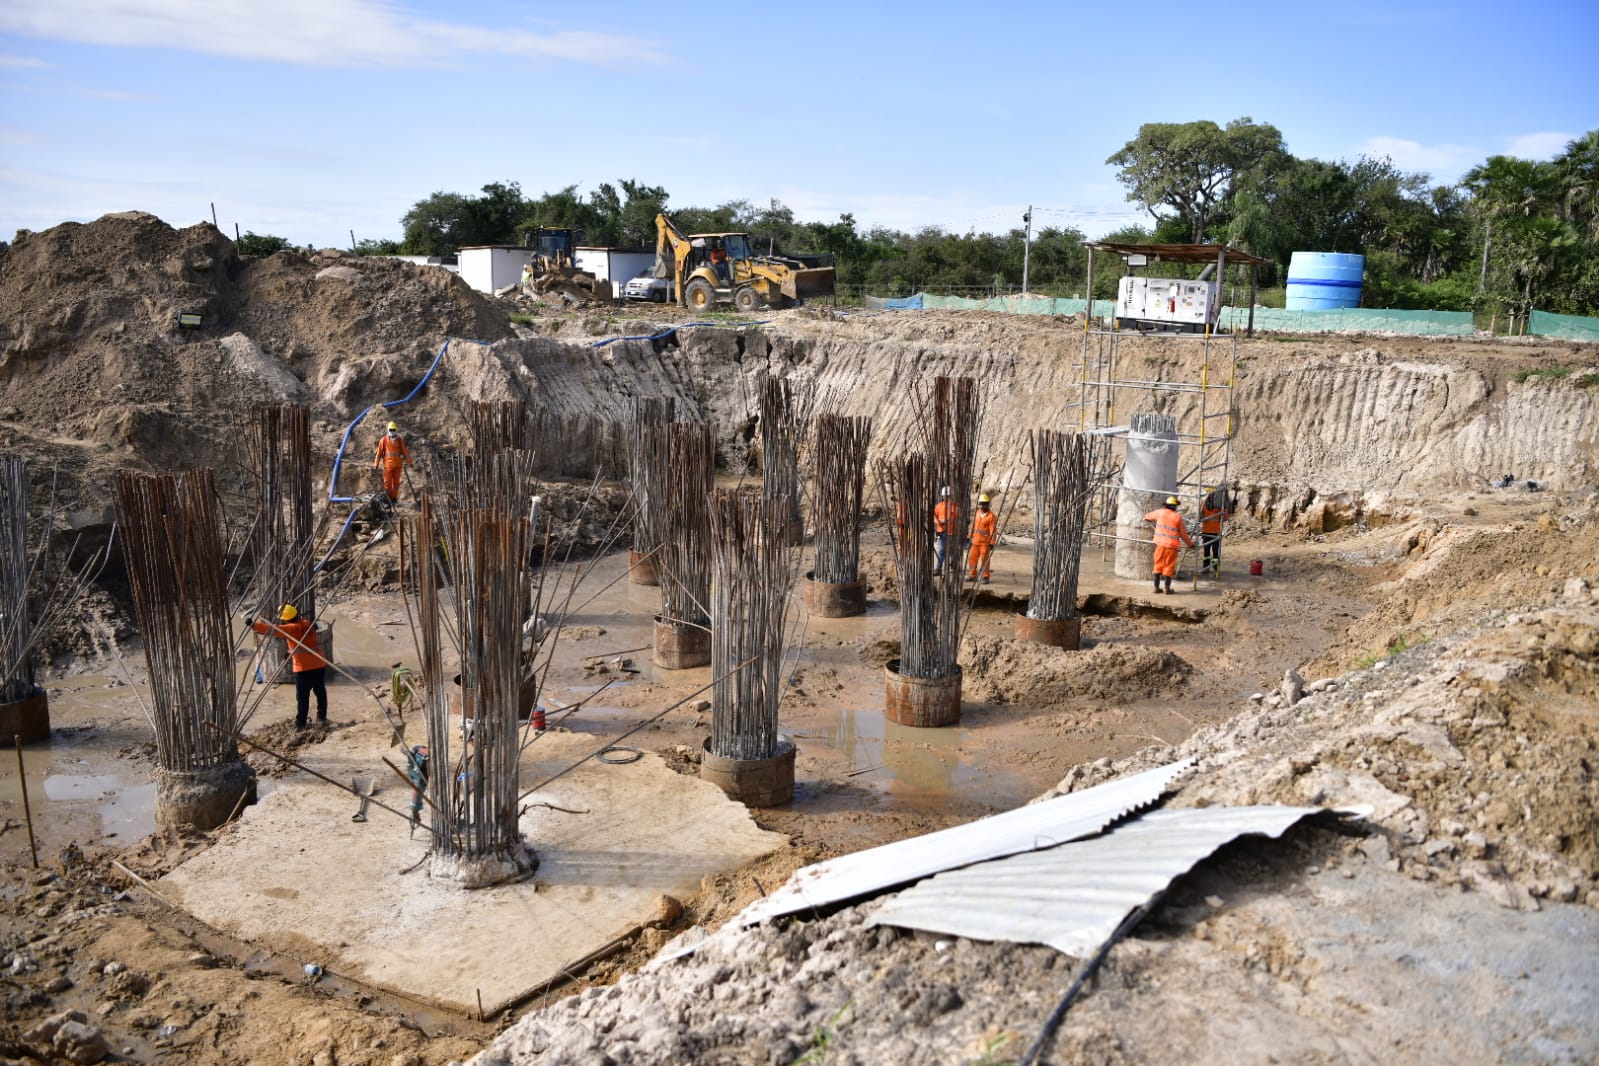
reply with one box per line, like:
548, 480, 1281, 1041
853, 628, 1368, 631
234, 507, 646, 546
1082, 241, 1270, 267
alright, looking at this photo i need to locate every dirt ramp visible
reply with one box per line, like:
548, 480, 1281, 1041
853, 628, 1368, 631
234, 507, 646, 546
959, 632, 1191, 705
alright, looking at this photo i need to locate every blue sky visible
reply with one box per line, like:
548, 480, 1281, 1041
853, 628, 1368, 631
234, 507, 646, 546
2, 0, 1595, 248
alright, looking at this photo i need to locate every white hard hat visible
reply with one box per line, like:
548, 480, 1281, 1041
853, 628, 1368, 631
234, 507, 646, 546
939, 486, 951, 498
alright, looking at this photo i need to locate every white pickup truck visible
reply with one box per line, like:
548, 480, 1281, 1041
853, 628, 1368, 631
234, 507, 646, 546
623, 272, 669, 302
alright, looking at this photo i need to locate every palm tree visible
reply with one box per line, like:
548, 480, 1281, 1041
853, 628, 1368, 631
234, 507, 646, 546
1554, 130, 1599, 247
1462, 155, 1560, 296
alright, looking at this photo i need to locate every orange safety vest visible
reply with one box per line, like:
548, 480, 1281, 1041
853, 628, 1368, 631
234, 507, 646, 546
971, 508, 997, 546
376, 433, 410, 471
933, 500, 958, 535
1200, 505, 1227, 535
252, 618, 326, 672
1144, 507, 1193, 549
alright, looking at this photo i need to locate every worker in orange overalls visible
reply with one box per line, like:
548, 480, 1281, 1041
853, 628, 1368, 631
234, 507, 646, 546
1199, 486, 1231, 576
1144, 495, 1194, 595
374, 420, 411, 506
967, 492, 998, 583
932, 486, 959, 576
248, 603, 328, 729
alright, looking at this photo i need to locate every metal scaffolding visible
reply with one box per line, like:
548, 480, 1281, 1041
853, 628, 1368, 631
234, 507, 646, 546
1070, 328, 1237, 572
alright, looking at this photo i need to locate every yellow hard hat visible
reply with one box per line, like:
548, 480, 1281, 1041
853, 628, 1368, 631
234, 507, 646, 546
978, 493, 991, 503
386, 421, 398, 431
1166, 496, 1179, 506
278, 603, 298, 622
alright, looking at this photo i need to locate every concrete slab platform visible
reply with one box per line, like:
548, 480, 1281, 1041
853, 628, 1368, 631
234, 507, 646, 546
158, 723, 785, 1014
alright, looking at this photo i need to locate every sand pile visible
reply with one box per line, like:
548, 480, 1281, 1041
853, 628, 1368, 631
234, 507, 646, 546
959, 632, 1191, 705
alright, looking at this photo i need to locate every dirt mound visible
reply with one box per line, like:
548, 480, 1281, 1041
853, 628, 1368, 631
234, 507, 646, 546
242, 719, 334, 777
1048, 577, 1599, 911
0, 212, 514, 516
960, 633, 1191, 705
1312, 498, 1599, 673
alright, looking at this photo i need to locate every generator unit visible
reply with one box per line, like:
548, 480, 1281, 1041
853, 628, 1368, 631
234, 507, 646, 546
1116, 276, 1219, 332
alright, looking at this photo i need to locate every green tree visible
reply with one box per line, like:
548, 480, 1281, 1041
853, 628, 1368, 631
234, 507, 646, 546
1107, 117, 1287, 242
1462, 155, 1561, 301
353, 237, 402, 256
236, 231, 292, 256
401, 190, 473, 255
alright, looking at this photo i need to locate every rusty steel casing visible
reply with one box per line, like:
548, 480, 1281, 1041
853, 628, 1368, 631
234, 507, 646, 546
884, 659, 962, 728
803, 575, 866, 618
653, 616, 710, 670
1014, 612, 1081, 650
700, 735, 796, 807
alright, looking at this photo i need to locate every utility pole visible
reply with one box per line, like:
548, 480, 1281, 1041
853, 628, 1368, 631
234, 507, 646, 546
1022, 206, 1033, 295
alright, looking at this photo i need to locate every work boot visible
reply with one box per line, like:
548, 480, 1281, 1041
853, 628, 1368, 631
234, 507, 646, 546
1164, 577, 1175, 594
294, 718, 308, 731
1153, 578, 1163, 594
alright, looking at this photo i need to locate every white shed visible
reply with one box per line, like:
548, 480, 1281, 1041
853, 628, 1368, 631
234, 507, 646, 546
459, 246, 533, 294
575, 247, 656, 299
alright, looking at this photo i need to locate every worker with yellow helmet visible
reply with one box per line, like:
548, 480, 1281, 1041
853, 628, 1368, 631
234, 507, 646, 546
246, 602, 328, 729
967, 492, 998, 583
374, 419, 412, 506
1144, 494, 1194, 594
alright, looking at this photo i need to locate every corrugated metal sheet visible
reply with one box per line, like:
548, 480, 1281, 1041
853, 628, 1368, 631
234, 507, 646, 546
866, 804, 1344, 957
736, 760, 1193, 929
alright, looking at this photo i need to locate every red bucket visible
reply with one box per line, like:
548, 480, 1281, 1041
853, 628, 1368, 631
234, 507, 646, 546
1249, 559, 1264, 576
530, 707, 547, 731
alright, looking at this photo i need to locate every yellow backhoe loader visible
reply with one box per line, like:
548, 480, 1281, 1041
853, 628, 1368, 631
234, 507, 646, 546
654, 214, 835, 312
529, 229, 603, 303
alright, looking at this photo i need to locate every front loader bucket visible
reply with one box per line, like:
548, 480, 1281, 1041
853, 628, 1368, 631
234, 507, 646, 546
789, 265, 836, 302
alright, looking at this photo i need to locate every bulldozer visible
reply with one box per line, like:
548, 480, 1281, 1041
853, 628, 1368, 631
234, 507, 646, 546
654, 213, 835, 313
528, 228, 604, 303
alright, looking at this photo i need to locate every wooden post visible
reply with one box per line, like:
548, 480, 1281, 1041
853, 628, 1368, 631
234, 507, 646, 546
1248, 264, 1257, 338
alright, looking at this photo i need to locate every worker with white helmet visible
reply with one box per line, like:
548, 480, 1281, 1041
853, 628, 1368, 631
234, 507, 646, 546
374, 419, 412, 506
967, 492, 998, 583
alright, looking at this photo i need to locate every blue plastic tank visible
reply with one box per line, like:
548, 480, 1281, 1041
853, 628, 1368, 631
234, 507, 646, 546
1285, 252, 1364, 310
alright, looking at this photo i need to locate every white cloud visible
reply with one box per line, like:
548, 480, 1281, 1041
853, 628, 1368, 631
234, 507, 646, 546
1504, 131, 1575, 160
0, 0, 667, 68
1358, 136, 1474, 177
0, 53, 49, 68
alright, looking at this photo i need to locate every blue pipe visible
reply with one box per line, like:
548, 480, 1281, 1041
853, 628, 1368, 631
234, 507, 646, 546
328, 338, 452, 503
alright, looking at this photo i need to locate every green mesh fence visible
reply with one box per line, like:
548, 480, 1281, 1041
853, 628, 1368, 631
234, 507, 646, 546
917, 294, 1117, 317
861, 294, 1599, 339
1214, 306, 1473, 335
1529, 310, 1599, 341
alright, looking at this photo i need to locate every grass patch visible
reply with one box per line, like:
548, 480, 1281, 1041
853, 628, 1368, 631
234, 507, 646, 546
1354, 630, 1430, 669
1514, 365, 1575, 384
508, 311, 535, 326
791, 1001, 852, 1065
1575, 371, 1599, 388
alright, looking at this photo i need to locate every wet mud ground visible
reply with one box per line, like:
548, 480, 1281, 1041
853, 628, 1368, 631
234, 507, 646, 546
0, 518, 1390, 1062
3, 519, 1372, 876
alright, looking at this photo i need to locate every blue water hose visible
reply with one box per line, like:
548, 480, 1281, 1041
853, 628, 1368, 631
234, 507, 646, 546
316, 320, 768, 570
327, 337, 453, 503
